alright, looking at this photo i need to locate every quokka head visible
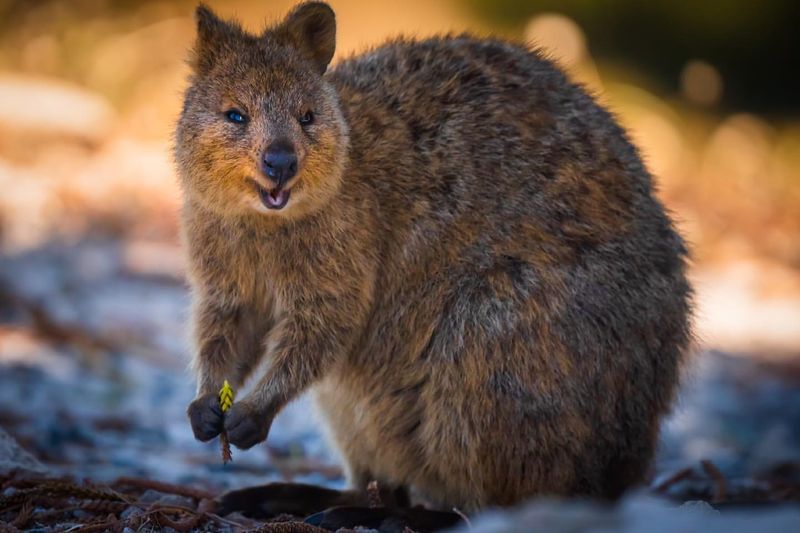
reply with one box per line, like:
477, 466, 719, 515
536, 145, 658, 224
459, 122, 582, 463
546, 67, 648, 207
175, 2, 348, 220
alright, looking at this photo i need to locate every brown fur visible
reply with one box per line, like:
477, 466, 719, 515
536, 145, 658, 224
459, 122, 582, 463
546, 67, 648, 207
176, 2, 692, 512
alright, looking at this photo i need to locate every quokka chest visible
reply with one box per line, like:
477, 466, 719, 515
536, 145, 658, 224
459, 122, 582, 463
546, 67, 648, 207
210, 227, 345, 306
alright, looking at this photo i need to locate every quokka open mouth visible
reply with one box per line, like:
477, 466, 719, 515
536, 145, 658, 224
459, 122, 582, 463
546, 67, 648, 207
254, 182, 291, 210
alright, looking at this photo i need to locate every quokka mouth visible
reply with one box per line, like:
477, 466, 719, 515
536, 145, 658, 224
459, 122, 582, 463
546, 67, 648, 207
254, 182, 291, 210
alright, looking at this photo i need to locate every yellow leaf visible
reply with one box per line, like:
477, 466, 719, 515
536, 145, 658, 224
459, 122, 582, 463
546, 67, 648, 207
219, 379, 234, 412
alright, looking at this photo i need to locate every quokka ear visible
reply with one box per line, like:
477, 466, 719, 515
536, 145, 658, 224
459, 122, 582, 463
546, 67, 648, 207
192, 3, 242, 72
275, 2, 336, 74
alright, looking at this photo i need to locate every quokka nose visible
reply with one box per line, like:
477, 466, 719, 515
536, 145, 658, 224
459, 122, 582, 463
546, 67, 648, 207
261, 145, 298, 188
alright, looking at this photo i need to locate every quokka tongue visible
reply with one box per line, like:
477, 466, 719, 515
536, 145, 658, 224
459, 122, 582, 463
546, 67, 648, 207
268, 189, 287, 206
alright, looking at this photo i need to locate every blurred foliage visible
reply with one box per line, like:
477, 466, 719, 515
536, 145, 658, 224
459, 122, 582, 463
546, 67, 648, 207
467, 0, 800, 116
0, 0, 194, 106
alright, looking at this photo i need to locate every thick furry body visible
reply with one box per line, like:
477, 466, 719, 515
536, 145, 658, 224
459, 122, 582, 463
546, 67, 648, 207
178, 4, 691, 513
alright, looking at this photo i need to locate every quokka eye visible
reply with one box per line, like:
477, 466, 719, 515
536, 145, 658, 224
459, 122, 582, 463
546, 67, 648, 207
225, 109, 247, 124
299, 111, 315, 126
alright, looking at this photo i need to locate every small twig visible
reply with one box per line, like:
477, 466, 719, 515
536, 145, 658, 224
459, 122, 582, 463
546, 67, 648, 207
220, 432, 233, 464
150, 510, 203, 532
452, 507, 472, 529
136, 501, 251, 530
248, 522, 330, 532
0, 481, 126, 512
206, 511, 255, 528
136, 502, 203, 515
701, 459, 728, 504
11, 496, 110, 522
73, 513, 121, 532
113, 476, 216, 501
28, 504, 84, 523
653, 466, 694, 492
79, 499, 129, 513
10, 501, 33, 529
2, 474, 73, 491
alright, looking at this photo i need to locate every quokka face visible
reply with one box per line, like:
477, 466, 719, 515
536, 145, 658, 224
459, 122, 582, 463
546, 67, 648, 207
175, 3, 349, 220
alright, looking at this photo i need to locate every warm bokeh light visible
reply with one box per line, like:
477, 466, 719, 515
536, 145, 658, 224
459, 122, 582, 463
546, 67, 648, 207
680, 59, 723, 106
0, 0, 798, 355
524, 13, 587, 67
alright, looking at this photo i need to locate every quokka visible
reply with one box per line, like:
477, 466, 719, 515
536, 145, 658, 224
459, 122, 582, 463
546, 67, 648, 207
176, 1, 692, 513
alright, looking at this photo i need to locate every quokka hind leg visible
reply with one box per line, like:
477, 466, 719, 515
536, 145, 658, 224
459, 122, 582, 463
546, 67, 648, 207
305, 474, 463, 533
412, 271, 596, 509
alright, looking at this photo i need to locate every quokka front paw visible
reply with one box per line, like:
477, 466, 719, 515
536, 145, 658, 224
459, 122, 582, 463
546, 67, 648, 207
187, 392, 224, 442
224, 401, 273, 449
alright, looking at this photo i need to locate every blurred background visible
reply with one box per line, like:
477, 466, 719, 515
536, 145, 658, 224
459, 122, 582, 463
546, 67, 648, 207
0, 0, 798, 509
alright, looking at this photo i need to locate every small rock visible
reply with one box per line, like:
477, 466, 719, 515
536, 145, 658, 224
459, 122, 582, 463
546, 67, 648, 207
120, 506, 144, 520
72, 509, 92, 519
679, 500, 720, 515
221, 511, 250, 522
138, 488, 193, 508
0, 427, 48, 476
